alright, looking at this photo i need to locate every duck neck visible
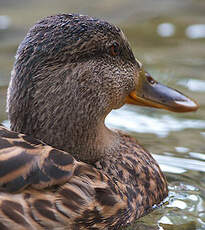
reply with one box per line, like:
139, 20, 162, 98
62, 117, 120, 163
27, 106, 120, 164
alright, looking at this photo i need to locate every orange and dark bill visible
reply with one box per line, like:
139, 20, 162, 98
126, 70, 199, 112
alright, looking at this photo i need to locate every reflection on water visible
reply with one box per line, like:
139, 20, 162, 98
0, 0, 205, 229
175, 146, 189, 153
190, 152, 205, 161
178, 79, 205, 92
153, 154, 205, 173
186, 24, 205, 39
0, 15, 11, 30
106, 106, 205, 137
157, 23, 175, 37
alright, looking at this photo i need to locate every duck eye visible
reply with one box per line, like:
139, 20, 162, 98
110, 42, 120, 56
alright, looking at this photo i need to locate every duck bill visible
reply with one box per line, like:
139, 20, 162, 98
126, 70, 199, 112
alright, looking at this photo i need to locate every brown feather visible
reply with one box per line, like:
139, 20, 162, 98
0, 125, 168, 229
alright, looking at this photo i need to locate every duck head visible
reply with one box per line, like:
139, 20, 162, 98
7, 14, 198, 163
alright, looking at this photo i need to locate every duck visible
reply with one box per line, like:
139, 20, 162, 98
0, 13, 198, 230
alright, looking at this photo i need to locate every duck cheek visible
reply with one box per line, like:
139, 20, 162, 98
110, 91, 127, 110
112, 100, 125, 110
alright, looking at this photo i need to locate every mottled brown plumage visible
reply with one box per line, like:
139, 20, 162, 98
0, 124, 167, 229
0, 13, 198, 229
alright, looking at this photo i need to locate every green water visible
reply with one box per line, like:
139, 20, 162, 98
0, 0, 205, 229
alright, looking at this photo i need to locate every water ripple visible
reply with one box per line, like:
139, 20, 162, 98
0, 15, 11, 30
106, 105, 205, 137
178, 79, 205, 92
186, 24, 205, 39
153, 154, 205, 173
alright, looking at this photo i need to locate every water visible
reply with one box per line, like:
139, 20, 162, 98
0, 0, 205, 229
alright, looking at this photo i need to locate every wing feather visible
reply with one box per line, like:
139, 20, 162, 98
0, 125, 77, 192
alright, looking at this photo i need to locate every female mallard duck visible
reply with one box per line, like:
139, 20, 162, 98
0, 14, 198, 229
